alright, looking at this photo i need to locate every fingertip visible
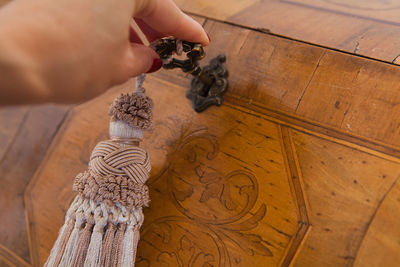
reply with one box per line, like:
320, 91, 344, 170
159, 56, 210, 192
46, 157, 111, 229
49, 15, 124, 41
183, 13, 209, 46
197, 29, 210, 46
136, 0, 209, 46
202, 34, 210, 46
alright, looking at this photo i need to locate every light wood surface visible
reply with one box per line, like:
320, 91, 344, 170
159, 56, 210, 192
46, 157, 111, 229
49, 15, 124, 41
1, 5, 400, 267
175, 0, 400, 64
175, 19, 400, 157
25, 18, 400, 266
26, 78, 308, 266
291, 131, 400, 266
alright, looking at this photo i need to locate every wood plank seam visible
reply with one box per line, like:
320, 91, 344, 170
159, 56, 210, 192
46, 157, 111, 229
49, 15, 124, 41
135, 71, 400, 161
352, 173, 400, 262
184, 12, 400, 66
201, 17, 208, 27
279, 126, 311, 266
0, 244, 31, 267
224, 96, 400, 162
0, 110, 28, 166
392, 54, 400, 64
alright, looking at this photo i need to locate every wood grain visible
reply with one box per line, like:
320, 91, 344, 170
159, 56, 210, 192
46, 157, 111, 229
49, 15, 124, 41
279, 127, 310, 266
287, 0, 400, 24
0, 244, 30, 267
0, 105, 68, 267
176, 0, 400, 64
26, 77, 309, 266
197, 19, 400, 157
26, 70, 400, 266
295, 50, 400, 144
290, 130, 400, 266
0, 107, 28, 162
2, 9, 400, 267
353, 179, 400, 267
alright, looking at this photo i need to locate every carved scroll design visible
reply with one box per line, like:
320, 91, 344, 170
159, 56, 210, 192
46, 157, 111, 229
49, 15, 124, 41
139, 118, 273, 266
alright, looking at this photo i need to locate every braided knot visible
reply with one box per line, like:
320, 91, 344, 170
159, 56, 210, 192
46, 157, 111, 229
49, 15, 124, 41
89, 140, 150, 184
73, 140, 151, 209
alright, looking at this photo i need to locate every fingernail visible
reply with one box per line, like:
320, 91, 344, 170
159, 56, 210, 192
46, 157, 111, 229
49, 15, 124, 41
146, 58, 163, 73
207, 33, 211, 42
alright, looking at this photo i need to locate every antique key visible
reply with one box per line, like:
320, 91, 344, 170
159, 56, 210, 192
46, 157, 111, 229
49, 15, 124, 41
151, 37, 229, 112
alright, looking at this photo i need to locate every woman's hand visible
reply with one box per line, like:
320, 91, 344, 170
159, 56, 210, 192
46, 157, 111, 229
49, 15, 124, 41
0, 0, 209, 105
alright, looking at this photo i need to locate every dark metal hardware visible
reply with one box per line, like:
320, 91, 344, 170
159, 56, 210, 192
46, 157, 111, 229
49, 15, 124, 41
151, 37, 229, 112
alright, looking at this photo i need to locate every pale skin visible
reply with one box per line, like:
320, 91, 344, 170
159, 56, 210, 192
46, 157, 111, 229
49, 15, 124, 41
0, 0, 209, 105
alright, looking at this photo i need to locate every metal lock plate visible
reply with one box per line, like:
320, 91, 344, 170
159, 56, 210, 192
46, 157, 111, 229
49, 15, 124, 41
152, 37, 229, 112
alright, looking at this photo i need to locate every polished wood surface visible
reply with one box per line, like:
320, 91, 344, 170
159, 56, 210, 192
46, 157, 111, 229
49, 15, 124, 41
176, 0, 400, 64
27, 78, 306, 266
1, 5, 400, 267
0, 105, 68, 267
179, 19, 400, 157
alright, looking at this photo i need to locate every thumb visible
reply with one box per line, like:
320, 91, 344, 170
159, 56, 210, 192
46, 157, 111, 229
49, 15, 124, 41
118, 43, 161, 82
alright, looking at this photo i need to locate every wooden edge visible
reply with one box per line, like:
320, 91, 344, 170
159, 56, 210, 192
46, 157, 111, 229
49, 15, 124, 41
0, 244, 31, 267
278, 126, 311, 266
23, 108, 75, 267
224, 95, 400, 163
188, 13, 207, 26
146, 73, 400, 162
183, 11, 400, 67
281, 127, 312, 225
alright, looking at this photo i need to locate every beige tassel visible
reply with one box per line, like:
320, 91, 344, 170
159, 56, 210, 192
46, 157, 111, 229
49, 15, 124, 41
132, 228, 140, 262
84, 205, 108, 267
111, 223, 126, 267
99, 221, 115, 266
121, 213, 138, 266
45, 218, 75, 267
45, 196, 82, 267
121, 208, 144, 266
110, 205, 130, 266
46, 75, 152, 267
71, 214, 95, 266
59, 199, 88, 266
99, 207, 119, 266
132, 209, 144, 262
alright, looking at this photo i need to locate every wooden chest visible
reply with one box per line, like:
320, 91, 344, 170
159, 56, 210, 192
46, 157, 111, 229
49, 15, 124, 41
2, 1, 400, 266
